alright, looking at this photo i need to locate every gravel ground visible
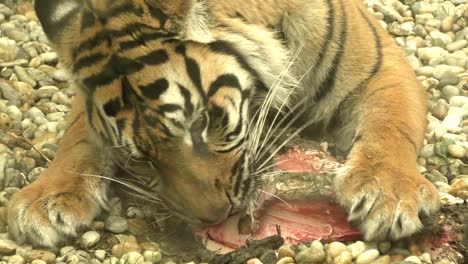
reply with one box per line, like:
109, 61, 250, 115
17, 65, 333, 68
0, 0, 466, 263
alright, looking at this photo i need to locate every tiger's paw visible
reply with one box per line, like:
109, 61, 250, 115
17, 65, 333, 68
334, 164, 440, 241
7, 176, 106, 248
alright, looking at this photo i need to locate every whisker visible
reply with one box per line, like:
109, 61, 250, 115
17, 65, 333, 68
255, 117, 318, 170
67, 171, 163, 204
257, 189, 293, 208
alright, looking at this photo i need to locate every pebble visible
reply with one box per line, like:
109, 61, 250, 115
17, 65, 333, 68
120, 252, 145, 264
94, 250, 106, 261
295, 241, 325, 264
327, 241, 348, 258
143, 251, 162, 263
373, 255, 391, 264
448, 144, 465, 158
81, 231, 100, 247
105, 215, 128, 233
22, 250, 56, 263
405, 256, 423, 263
0, 239, 17, 254
30, 261, 46, 264
449, 177, 468, 199
278, 245, 296, 259
334, 250, 352, 264
111, 235, 142, 256
7, 255, 24, 264
355, 249, 380, 264
276, 257, 295, 264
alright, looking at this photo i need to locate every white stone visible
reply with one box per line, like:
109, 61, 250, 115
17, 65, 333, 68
347, 241, 366, 259
355, 249, 380, 264
328, 241, 348, 258
405, 256, 422, 264
81, 231, 100, 247
448, 144, 465, 158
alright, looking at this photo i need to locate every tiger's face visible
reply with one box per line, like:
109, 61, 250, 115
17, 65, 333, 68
108, 40, 259, 224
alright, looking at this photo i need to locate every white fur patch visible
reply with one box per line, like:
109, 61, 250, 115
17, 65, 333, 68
185, 2, 214, 43
51, 1, 80, 23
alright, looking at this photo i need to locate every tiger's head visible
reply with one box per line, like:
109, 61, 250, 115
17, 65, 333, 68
36, 0, 296, 225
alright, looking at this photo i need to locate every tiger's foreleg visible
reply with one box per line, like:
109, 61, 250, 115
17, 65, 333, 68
334, 70, 440, 241
7, 95, 111, 248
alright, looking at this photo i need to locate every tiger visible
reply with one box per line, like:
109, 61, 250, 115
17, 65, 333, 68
7, 0, 440, 248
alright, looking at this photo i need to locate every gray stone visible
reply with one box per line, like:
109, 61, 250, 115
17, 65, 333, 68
442, 85, 460, 100
35, 85, 59, 99
4, 30, 29, 43
411, 2, 436, 14
13, 66, 36, 87
0, 4, 13, 17
430, 31, 452, 47
0, 82, 19, 104
6, 105, 21, 121
431, 99, 449, 120
81, 231, 101, 248
420, 144, 435, 158
0, 59, 28, 68
46, 112, 65, 122
4, 168, 22, 188
27, 167, 45, 183
105, 215, 128, 233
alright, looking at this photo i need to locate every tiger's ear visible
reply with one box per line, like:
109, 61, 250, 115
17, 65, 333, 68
149, 0, 213, 43
35, 0, 83, 43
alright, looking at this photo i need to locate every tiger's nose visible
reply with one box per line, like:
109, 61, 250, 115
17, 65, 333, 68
200, 204, 232, 225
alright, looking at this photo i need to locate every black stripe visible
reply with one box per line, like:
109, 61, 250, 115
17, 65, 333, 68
103, 98, 121, 117
119, 39, 144, 50
113, 56, 145, 75
116, 119, 126, 132
81, 56, 143, 91
143, 114, 159, 127
139, 78, 169, 100
136, 49, 169, 65
313, 0, 347, 101
176, 45, 207, 103
177, 84, 194, 117
81, 10, 96, 32
147, 5, 169, 27
159, 104, 182, 113
232, 155, 245, 196
216, 140, 244, 154
208, 41, 268, 92
96, 106, 114, 142
85, 96, 96, 130
208, 74, 242, 98
210, 104, 229, 129
73, 31, 109, 60
74, 53, 108, 72
82, 67, 119, 89
313, 0, 335, 71
168, 118, 184, 130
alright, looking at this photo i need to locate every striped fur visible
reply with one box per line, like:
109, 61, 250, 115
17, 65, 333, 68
8, 0, 439, 248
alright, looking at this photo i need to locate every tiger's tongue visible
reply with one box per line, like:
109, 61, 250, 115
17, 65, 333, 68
200, 143, 362, 252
